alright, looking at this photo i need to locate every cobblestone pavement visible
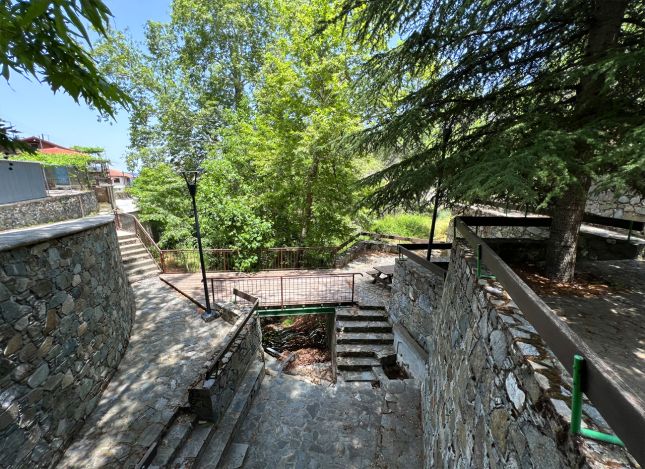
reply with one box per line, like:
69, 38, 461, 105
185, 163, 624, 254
543, 259, 644, 399
232, 369, 423, 469
341, 253, 398, 308
58, 278, 232, 468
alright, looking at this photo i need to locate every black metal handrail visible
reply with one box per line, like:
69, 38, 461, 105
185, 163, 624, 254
449, 216, 644, 464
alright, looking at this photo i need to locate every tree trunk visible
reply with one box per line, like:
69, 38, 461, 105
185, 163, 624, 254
545, 178, 591, 282
544, 0, 628, 282
300, 156, 320, 244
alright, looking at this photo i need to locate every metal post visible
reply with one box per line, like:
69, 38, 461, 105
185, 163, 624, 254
351, 274, 355, 304
280, 277, 284, 309
570, 354, 624, 446
183, 171, 219, 322
427, 187, 441, 261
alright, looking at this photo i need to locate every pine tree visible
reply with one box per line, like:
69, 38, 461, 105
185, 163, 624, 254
338, 0, 644, 281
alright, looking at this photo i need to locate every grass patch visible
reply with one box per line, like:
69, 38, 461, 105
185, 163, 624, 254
369, 211, 451, 240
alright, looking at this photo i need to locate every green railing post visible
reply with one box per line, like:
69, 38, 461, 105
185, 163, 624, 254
570, 354, 625, 446
476, 244, 496, 280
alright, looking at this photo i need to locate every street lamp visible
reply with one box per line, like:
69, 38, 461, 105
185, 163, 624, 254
182, 170, 219, 322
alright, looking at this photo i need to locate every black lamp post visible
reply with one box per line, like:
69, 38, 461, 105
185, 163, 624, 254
183, 170, 219, 322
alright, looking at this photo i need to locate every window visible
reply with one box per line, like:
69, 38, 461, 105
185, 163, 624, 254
113, 177, 120, 183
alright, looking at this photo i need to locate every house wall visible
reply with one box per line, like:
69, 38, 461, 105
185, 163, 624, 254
0, 160, 47, 204
389, 244, 635, 468
0, 216, 135, 467
0, 191, 98, 230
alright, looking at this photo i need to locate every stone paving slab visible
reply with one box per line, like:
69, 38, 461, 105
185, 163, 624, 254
543, 259, 645, 399
57, 278, 232, 468
230, 370, 423, 469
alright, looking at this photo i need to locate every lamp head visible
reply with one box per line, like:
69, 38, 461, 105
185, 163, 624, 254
182, 170, 199, 197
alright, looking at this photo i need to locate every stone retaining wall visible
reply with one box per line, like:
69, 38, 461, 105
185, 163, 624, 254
0, 191, 98, 230
390, 246, 635, 468
0, 216, 135, 467
389, 260, 443, 352
334, 240, 398, 268
189, 310, 263, 423
586, 188, 644, 221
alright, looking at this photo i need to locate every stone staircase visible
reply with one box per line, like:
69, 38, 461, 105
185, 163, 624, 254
336, 306, 395, 384
117, 231, 160, 283
146, 358, 264, 468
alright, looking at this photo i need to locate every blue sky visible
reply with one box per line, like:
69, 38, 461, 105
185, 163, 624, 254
0, 0, 172, 172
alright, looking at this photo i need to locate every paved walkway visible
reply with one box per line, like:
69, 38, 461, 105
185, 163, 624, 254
58, 278, 232, 468
231, 368, 423, 469
544, 259, 645, 400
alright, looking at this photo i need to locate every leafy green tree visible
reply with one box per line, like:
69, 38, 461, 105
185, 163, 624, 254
0, 0, 129, 150
95, 0, 272, 171
101, 0, 375, 250
338, 0, 644, 281
221, 0, 371, 246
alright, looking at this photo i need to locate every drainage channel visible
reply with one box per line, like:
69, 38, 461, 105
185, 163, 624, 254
259, 307, 336, 384
259, 305, 409, 385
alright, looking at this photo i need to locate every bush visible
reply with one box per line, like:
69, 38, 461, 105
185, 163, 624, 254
369, 211, 451, 240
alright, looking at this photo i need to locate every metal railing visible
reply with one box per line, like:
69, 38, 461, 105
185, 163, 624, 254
208, 273, 360, 309
159, 246, 338, 273
114, 211, 164, 271
399, 215, 643, 464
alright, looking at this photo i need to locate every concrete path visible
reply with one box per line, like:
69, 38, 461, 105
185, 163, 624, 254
230, 369, 423, 469
58, 278, 232, 468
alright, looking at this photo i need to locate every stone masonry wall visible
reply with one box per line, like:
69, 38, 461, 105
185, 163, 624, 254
586, 188, 644, 221
0, 191, 98, 230
389, 260, 443, 352
189, 310, 263, 423
391, 245, 635, 468
0, 217, 135, 467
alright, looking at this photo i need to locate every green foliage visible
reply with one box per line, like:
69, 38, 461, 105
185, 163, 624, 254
336, 0, 644, 210
100, 0, 377, 253
128, 163, 273, 270
71, 146, 105, 157
369, 211, 450, 240
338, 0, 644, 279
9, 152, 92, 168
0, 0, 130, 149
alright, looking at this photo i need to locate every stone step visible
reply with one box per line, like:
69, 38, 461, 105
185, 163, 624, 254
336, 320, 392, 333
340, 369, 377, 383
336, 344, 395, 359
149, 410, 196, 467
218, 443, 249, 469
123, 259, 159, 275
117, 232, 137, 240
119, 244, 148, 255
337, 356, 381, 371
127, 271, 159, 284
118, 237, 139, 247
122, 255, 155, 267
335, 309, 389, 322
171, 359, 264, 468
336, 332, 394, 345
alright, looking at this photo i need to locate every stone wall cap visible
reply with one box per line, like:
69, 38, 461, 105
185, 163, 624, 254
0, 214, 114, 252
